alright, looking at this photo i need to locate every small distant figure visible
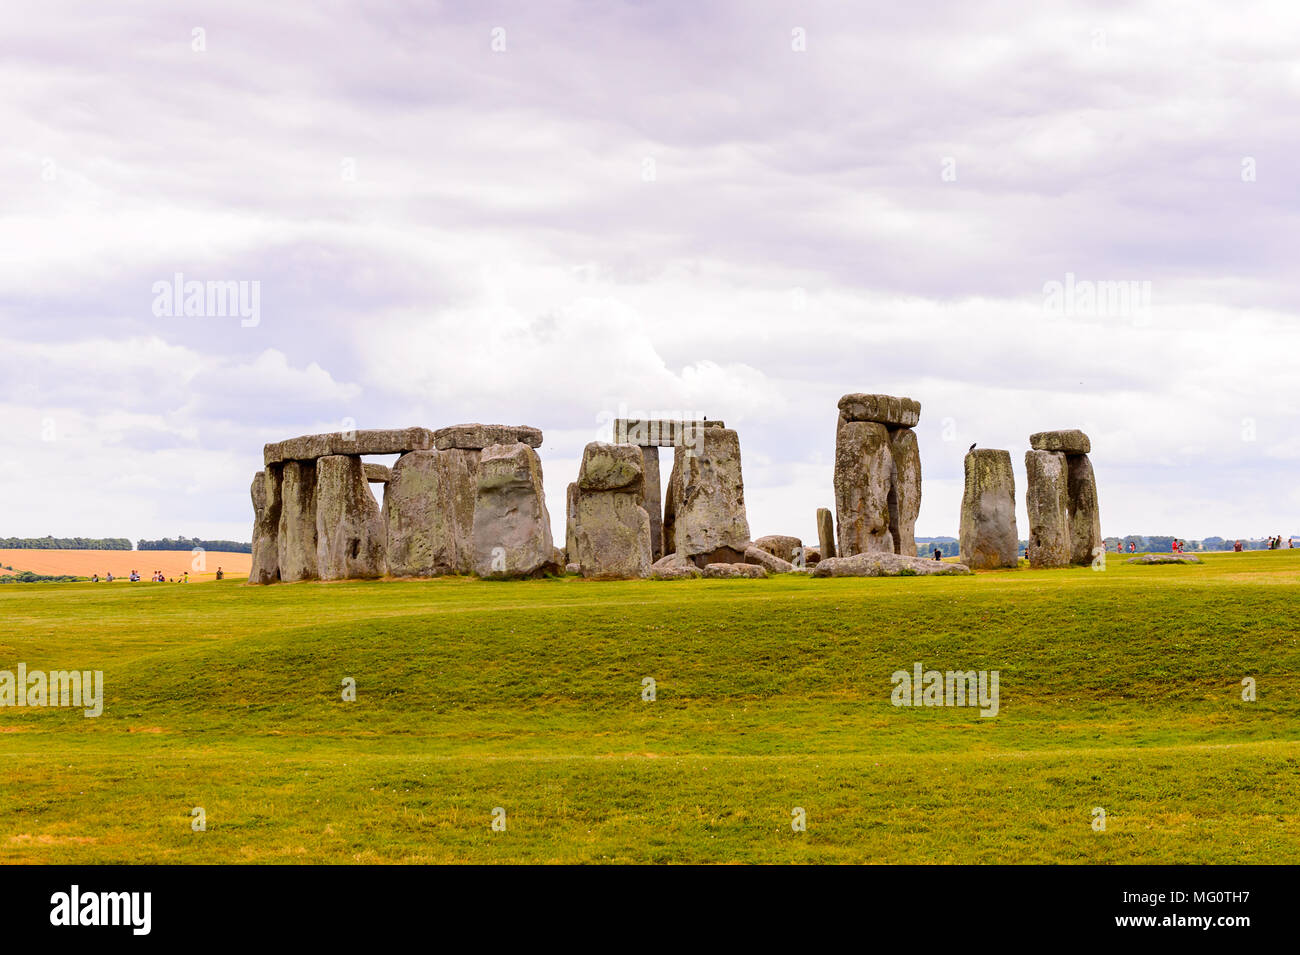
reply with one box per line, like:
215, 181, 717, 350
106, 572, 114, 583
933, 548, 942, 561
91, 574, 99, 583
182, 572, 189, 584
1234, 540, 1243, 552
215, 566, 224, 581
1127, 541, 1136, 553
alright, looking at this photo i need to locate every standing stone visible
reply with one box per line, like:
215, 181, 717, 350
277, 459, 319, 582
959, 449, 1018, 570
248, 466, 282, 584
565, 481, 579, 566
315, 455, 387, 580
1067, 454, 1103, 566
471, 443, 558, 579
889, 427, 921, 557
384, 448, 481, 577
640, 446, 663, 561
574, 492, 652, 579
834, 418, 894, 556
816, 507, 837, 559
571, 442, 652, 579
664, 427, 751, 566
1024, 450, 1071, 568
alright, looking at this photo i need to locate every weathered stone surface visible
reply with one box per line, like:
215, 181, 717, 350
434, 423, 542, 451
471, 443, 558, 578
578, 441, 644, 492
664, 427, 751, 564
959, 449, 1018, 570
573, 489, 652, 579
1025, 450, 1071, 568
565, 561, 581, 574
1067, 454, 1103, 566
837, 393, 921, 428
248, 467, 282, 584
744, 544, 794, 574
816, 507, 837, 559
565, 482, 579, 567
277, 459, 319, 581
650, 552, 703, 580
753, 535, 802, 563
363, 463, 392, 483
1030, 429, 1091, 455
265, 427, 436, 465
1127, 553, 1202, 564
613, 419, 725, 447
889, 427, 921, 557
315, 455, 387, 580
640, 446, 663, 561
384, 448, 481, 577
804, 546, 822, 565
834, 419, 895, 556
702, 562, 767, 579
812, 552, 972, 577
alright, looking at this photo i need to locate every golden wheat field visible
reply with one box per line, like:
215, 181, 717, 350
0, 549, 251, 581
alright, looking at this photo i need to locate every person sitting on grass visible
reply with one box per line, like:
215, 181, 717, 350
216, 566, 224, 580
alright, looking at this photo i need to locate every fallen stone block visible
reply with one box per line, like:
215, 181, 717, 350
812, 552, 972, 577
702, 562, 768, 579
744, 544, 795, 573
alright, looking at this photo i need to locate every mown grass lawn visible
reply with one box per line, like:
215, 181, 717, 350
1, 550, 1297, 863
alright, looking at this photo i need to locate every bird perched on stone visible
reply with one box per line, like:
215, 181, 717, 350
968, 442, 977, 452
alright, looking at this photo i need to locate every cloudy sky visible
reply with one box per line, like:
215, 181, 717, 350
3, 0, 1299, 546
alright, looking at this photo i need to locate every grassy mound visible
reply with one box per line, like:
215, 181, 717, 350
1, 550, 1296, 863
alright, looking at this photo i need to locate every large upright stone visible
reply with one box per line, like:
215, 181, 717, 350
574, 492, 652, 579
384, 448, 481, 576
1067, 454, 1103, 566
471, 443, 557, 579
816, 507, 837, 559
571, 442, 652, 579
663, 427, 751, 566
640, 446, 663, 561
315, 455, 387, 580
248, 466, 282, 584
565, 482, 579, 565
889, 427, 921, 558
959, 449, 1018, 570
277, 459, 319, 582
1024, 450, 1071, 568
834, 418, 895, 556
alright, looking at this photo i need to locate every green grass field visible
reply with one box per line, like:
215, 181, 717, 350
2, 550, 1297, 864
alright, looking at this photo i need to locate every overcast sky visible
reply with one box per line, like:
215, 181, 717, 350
3, 0, 1299, 546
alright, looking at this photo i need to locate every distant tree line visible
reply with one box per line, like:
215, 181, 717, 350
0, 570, 87, 583
0, 536, 132, 550
136, 537, 252, 554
